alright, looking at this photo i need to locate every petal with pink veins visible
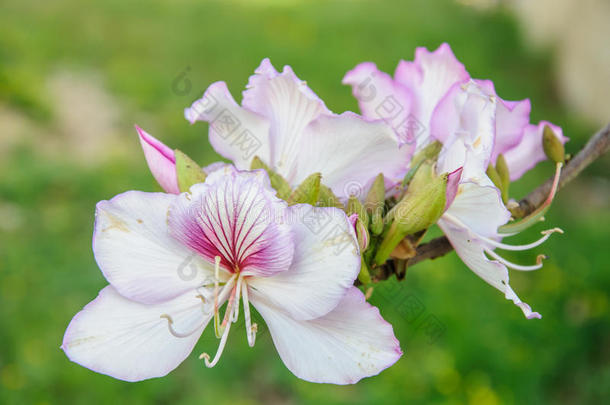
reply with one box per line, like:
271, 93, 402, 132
94, 191, 214, 304
250, 287, 402, 384
168, 166, 294, 278
247, 204, 360, 320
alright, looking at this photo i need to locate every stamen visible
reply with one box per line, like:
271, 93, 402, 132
160, 314, 205, 338
213, 256, 221, 338
241, 278, 257, 347
444, 213, 562, 252
199, 312, 233, 368
231, 274, 243, 323
485, 248, 545, 271
213, 274, 237, 338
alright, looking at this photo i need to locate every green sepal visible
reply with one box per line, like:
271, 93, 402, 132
318, 185, 344, 208
287, 173, 321, 205
375, 161, 447, 265
401, 141, 442, 188
250, 156, 292, 200
496, 154, 510, 203
175, 149, 207, 192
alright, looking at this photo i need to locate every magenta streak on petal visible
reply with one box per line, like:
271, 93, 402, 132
136, 125, 176, 163
444, 167, 463, 211
168, 173, 295, 277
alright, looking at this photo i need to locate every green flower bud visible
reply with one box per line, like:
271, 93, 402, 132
347, 196, 369, 228
543, 125, 565, 164
175, 149, 207, 192
250, 156, 292, 200
375, 161, 447, 265
287, 173, 321, 205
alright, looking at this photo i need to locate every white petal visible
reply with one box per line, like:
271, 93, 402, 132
438, 221, 541, 319
251, 287, 402, 384
295, 113, 411, 200
242, 58, 330, 179
444, 181, 511, 238
62, 286, 211, 382
94, 191, 213, 304
247, 204, 360, 320
185, 81, 271, 169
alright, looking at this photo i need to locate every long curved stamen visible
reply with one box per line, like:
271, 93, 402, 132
160, 314, 206, 338
241, 278, 257, 347
213, 273, 237, 337
444, 213, 563, 251
485, 248, 546, 271
199, 312, 233, 368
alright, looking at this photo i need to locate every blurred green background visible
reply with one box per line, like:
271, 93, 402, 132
1, 0, 609, 404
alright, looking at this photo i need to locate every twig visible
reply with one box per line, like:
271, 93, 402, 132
376, 123, 610, 281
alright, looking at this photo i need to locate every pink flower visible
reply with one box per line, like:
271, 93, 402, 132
62, 166, 401, 384
184, 59, 411, 200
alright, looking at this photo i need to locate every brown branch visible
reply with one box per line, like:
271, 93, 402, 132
376, 123, 610, 281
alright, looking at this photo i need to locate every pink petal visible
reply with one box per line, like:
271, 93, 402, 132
444, 167, 463, 211
136, 126, 180, 194
342, 62, 415, 145
168, 166, 294, 277
251, 287, 402, 384
62, 285, 210, 382
394, 43, 470, 149
502, 121, 568, 181
474, 80, 532, 163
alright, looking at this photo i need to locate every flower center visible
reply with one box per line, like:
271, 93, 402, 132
161, 255, 257, 368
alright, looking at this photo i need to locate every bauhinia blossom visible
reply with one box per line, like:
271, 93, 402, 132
62, 166, 401, 384
183, 58, 412, 200
344, 45, 567, 318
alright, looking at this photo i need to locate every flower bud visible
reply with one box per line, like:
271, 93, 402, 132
543, 125, 565, 164
136, 125, 180, 194
347, 196, 369, 228
375, 161, 447, 265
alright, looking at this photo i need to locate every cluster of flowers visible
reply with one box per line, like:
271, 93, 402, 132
62, 44, 567, 384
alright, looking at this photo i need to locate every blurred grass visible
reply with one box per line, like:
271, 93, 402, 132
0, 0, 609, 404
